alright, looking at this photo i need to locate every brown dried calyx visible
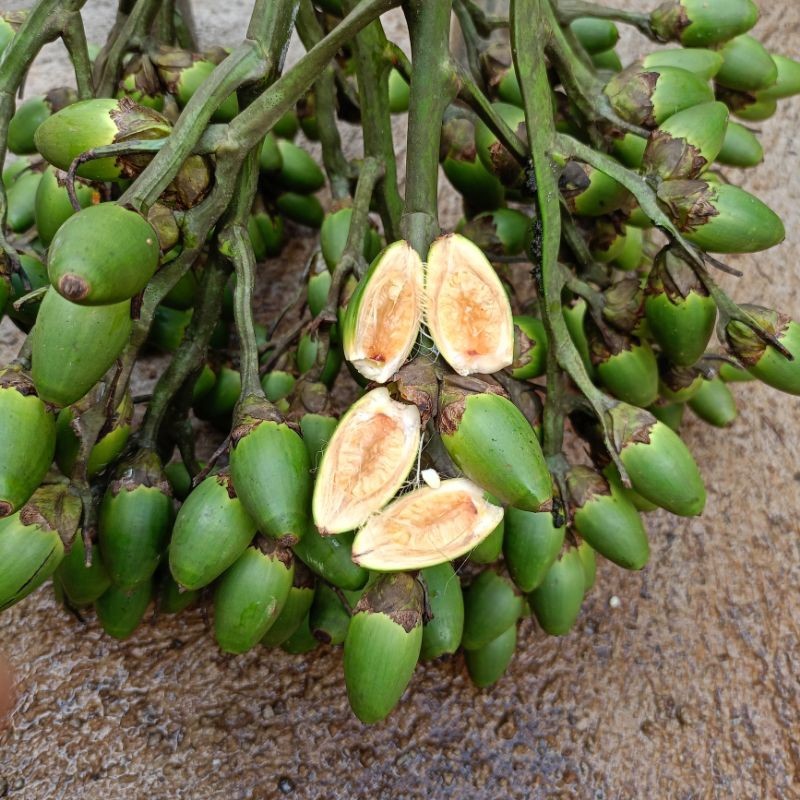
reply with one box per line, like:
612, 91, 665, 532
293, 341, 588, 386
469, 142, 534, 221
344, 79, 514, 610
649, 1, 691, 43
604, 64, 660, 128
253, 534, 293, 568
644, 129, 708, 181
660, 361, 701, 393
392, 358, 440, 425
585, 314, 638, 362
214, 469, 239, 500
725, 304, 790, 366
647, 245, 708, 304
440, 116, 480, 164
566, 465, 611, 511
0, 366, 37, 396
353, 573, 424, 634
480, 41, 514, 94
108, 449, 172, 497
119, 54, 162, 98
230, 396, 284, 446
655, 180, 719, 233
438, 374, 507, 436
602, 275, 645, 334
607, 402, 658, 453
19, 485, 82, 547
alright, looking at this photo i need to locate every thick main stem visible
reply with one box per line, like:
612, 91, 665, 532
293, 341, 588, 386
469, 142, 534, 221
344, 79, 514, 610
401, 0, 458, 256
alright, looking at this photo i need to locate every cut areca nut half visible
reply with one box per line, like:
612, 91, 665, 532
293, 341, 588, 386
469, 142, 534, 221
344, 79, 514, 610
351, 478, 505, 571
425, 233, 514, 376
312, 387, 421, 535
342, 240, 424, 384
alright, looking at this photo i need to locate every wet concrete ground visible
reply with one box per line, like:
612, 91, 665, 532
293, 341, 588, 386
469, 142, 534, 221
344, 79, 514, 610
1, 2, 800, 798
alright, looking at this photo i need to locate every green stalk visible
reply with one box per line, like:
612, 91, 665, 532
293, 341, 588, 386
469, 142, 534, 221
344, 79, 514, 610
95, 0, 163, 97
552, 0, 651, 36
61, 11, 94, 98
401, 0, 458, 256
511, 0, 625, 476
342, 0, 403, 238
296, 0, 353, 200
137, 258, 229, 451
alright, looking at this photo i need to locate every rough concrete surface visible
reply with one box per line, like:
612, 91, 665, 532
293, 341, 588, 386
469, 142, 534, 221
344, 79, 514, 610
1, 2, 800, 799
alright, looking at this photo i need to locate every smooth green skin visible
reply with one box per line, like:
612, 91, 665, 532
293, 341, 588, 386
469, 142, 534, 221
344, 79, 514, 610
148, 305, 191, 352
164, 461, 193, 502
650, 67, 714, 124
163, 269, 200, 310
614, 226, 644, 271
213, 546, 293, 654
0, 512, 64, 610
292, 525, 367, 591
716, 122, 763, 167
442, 155, 505, 213
307, 270, 332, 317
577, 541, 596, 593
469, 518, 504, 564
649, 401, 685, 431
563, 300, 596, 379
759, 55, 800, 101
34, 99, 124, 180
487, 208, 529, 255
529, 549, 585, 636
299, 113, 319, 141
31, 291, 132, 407
262, 585, 315, 647
461, 571, 522, 651
688, 377, 737, 427
35, 166, 96, 246
276, 192, 324, 228
441, 393, 552, 512
685, 184, 784, 253
56, 535, 110, 607
591, 48, 622, 72
0, 19, 16, 55
675, 0, 758, 47
419, 563, 464, 660
309, 582, 350, 645
597, 342, 659, 408
643, 48, 723, 81
344, 611, 422, 724
569, 166, 630, 217
503, 508, 565, 593
745, 321, 800, 394
48, 204, 160, 305
570, 17, 618, 54
95, 578, 152, 640
602, 462, 658, 513
511, 315, 547, 380
259, 132, 283, 173
719, 362, 755, 383
573, 485, 649, 570
715, 35, 778, 93
272, 109, 299, 140
645, 290, 716, 367
0, 386, 56, 516
296, 333, 343, 387
253, 211, 285, 257
261, 371, 295, 404
8, 96, 51, 155
56, 407, 131, 478
168, 474, 256, 590
2, 159, 29, 187
276, 139, 325, 194
99, 486, 173, 590
0, 273, 10, 318
612, 133, 647, 168
733, 96, 777, 122
320, 208, 381, 269
465, 624, 517, 688
475, 102, 526, 179
388, 68, 410, 113
230, 421, 310, 544
300, 414, 338, 472
281, 613, 319, 654
6, 169, 41, 232
194, 366, 240, 420
645, 102, 729, 176
176, 60, 238, 121
158, 567, 199, 614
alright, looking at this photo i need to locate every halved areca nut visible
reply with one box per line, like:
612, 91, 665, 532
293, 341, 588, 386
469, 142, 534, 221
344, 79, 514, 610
425, 233, 514, 376
351, 478, 504, 571
312, 387, 421, 535
342, 240, 424, 384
